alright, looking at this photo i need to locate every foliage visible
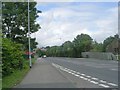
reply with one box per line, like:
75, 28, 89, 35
36, 49, 46, 57
2, 2, 41, 50
2, 38, 24, 77
2, 2, 40, 77
91, 41, 103, 52
46, 34, 93, 57
73, 34, 93, 57
45, 33, 119, 58
103, 36, 115, 52
103, 34, 119, 52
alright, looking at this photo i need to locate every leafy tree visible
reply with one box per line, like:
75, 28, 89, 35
91, 41, 103, 52
73, 33, 93, 57
103, 36, 115, 52
36, 48, 46, 57
61, 41, 75, 57
2, 2, 41, 50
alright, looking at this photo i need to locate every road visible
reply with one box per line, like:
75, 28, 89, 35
15, 57, 118, 88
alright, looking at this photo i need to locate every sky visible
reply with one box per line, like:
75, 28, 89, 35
32, 1, 118, 47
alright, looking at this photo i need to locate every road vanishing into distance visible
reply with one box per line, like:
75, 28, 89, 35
16, 57, 118, 88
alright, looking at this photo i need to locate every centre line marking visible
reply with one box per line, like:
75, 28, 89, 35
52, 63, 118, 88
86, 75, 91, 78
74, 74, 80, 77
91, 77, 98, 80
107, 83, 118, 86
99, 84, 110, 88
81, 74, 85, 76
100, 80, 107, 83
90, 81, 98, 84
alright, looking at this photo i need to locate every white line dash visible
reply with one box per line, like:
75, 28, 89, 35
52, 63, 117, 88
81, 74, 85, 76
76, 72, 80, 74
91, 77, 98, 80
100, 80, 107, 83
86, 75, 91, 78
90, 81, 98, 84
74, 74, 80, 77
99, 84, 110, 88
111, 69, 117, 71
79, 76, 84, 79
107, 83, 118, 86
68, 72, 72, 74
82, 77, 88, 80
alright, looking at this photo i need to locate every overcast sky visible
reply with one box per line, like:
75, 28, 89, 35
32, 2, 118, 47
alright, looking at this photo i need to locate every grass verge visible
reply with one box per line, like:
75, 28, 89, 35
2, 57, 36, 89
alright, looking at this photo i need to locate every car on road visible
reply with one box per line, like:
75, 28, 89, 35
43, 55, 46, 58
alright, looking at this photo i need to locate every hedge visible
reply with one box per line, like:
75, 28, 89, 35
2, 38, 24, 77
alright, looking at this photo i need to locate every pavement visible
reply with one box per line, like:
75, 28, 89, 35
15, 57, 118, 88
15, 58, 75, 88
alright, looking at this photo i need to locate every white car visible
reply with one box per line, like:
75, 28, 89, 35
43, 55, 46, 58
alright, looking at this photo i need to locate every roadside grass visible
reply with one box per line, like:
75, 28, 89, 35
2, 57, 37, 89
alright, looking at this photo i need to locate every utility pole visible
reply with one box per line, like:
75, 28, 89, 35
28, 0, 32, 68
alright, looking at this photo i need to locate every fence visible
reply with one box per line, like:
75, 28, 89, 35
81, 52, 117, 60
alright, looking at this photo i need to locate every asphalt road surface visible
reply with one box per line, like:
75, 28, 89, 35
15, 57, 118, 88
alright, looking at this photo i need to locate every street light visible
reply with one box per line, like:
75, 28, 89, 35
28, 0, 32, 68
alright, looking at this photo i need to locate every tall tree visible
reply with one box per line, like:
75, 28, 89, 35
73, 33, 93, 57
61, 41, 75, 57
103, 36, 114, 52
2, 2, 41, 50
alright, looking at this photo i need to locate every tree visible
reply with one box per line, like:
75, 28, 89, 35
91, 41, 103, 52
73, 33, 93, 57
2, 2, 41, 50
46, 34, 93, 58
103, 36, 115, 52
61, 41, 75, 57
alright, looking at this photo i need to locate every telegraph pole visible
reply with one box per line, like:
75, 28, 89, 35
28, 0, 32, 68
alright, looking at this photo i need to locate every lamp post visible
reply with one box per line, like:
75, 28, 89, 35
28, 0, 32, 68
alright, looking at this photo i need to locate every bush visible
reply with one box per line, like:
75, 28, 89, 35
2, 38, 24, 77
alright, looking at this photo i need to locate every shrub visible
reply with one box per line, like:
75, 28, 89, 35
2, 38, 24, 77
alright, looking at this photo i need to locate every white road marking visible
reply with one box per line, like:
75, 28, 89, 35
91, 77, 99, 80
68, 72, 72, 74
99, 84, 110, 88
52, 63, 118, 88
107, 83, 118, 86
90, 80, 98, 84
111, 69, 118, 71
72, 71, 76, 73
86, 75, 91, 78
71, 73, 75, 75
82, 77, 88, 80
76, 72, 80, 74
64, 68, 68, 70
81, 74, 85, 76
74, 74, 80, 77
79, 76, 84, 79
100, 80, 107, 83
87, 79, 91, 81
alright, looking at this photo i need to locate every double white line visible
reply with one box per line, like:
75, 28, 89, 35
52, 63, 118, 88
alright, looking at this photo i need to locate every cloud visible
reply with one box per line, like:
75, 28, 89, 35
34, 0, 119, 2
32, 2, 118, 47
